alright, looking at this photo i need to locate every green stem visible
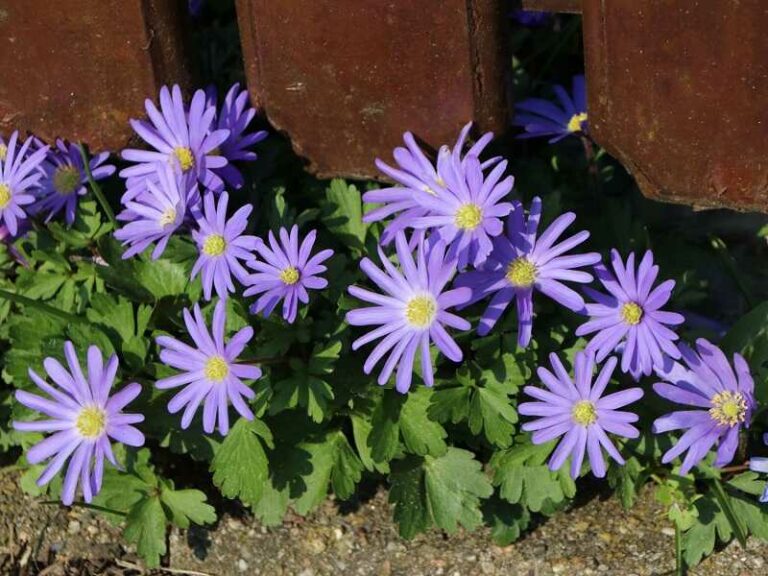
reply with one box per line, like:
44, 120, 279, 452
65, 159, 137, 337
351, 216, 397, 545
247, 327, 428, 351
42, 500, 127, 516
711, 477, 748, 548
675, 521, 685, 576
78, 144, 116, 228
0, 288, 85, 324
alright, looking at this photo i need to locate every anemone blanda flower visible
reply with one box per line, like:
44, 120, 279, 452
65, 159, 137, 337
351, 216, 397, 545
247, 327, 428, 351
208, 83, 268, 190
13, 342, 144, 505
0, 221, 30, 266
749, 434, 768, 503
346, 232, 471, 394
519, 351, 643, 478
114, 165, 192, 260
576, 250, 684, 380
243, 225, 333, 323
409, 154, 514, 269
120, 85, 230, 198
32, 140, 115, 225
362, 122, 498, 245
156, 300, 262, 436
514, 75, 588, 143
456, 196, 600, 347
0, 131, 49, 235
652, 338, 756, 475
191, 191, 258, 300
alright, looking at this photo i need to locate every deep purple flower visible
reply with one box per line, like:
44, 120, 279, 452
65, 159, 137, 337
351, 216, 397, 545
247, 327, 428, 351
191, 191, 259, 300
32, 140, 115, 225
114, 165, 191, 260
749, 434, 768, 503
510, 10, 551, 26
120, 85, 230, 198
456, 196, 600, 346
0, 131, 49, 235
577, 250, 685, 380
0, 221, 30, 266
156, 300, 262, 436
208, 83, 268, 190
13, 342, 144, 505
653, 339, 756, 475
514, 75, 588, 143
363, 122, 498, 245
346, 232, 471, 393
243, 226, 333, 323
519, 351, 643, 478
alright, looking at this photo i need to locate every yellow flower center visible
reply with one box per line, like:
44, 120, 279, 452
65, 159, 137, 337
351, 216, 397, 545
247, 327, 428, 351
571, 400, 598, 426
75, 406, 107, 438
0, 143, 7, 161
173, 146, 195, 172
159, 208, 177, 227
506, 257, 537, 287
204, 355, 229, 382
567, 112, 588, 133
0, 184, 11, 208
454, 203, 483, 230
405, 295, 437, 328
53, 165, 81, 195
202, 234, 226, 256
280, 266, 300, 285
709, 391, 748, 427
621, 302, 644, 326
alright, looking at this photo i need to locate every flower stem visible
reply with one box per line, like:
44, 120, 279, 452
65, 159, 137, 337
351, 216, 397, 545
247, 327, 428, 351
674, 521, 685, 576
78, 144, 117, 228
0, 288, 85, 324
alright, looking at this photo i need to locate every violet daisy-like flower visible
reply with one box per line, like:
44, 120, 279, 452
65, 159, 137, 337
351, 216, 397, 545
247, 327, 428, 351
13, 342, 145, 505
576, 250, 685, 380
346, 232, 471, 394
409, 154, 514, 269
652, 338, 756, 475
208, 83, 268, 190
457, 196, 600, 346
114, 165, 191, 260
191, 191, 259, 300
32, 140, 115, 225
0, 131, 49, 235
519, 351, 643, 478
749, 434, 768, 503
155, 300, 262, 436
243, 225, 333, 323
514, 75, 588, 143
363, 122, 498, 245
120, 85, 230, 197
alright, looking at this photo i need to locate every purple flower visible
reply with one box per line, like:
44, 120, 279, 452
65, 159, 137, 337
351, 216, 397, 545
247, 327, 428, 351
0, 131, 49, 235
13, 342, 145, 505
653, 339, 756, 475
114, 165, 191, 260
519, 351, 643, 478
243, 225, 333, 323
576, 250, 685, 380
514, 75, 588, 143
0, 221, 30, 266
32, 140, 115, 225
208, 83, 268, 190
346, 232, 471, 393
456, 196, 600, 347
120, 85, 230, 197
749, 434, 768, 503
191, 191, 259, 300
510, 10, 551, 27
363, 122, 498, 245
155, 300, 262, 436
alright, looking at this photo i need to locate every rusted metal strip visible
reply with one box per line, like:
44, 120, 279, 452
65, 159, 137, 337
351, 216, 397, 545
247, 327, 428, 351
236, 0, 508, 179
583, 0, 768, 212
0, 0, 191, 151
521, 0, 582, 13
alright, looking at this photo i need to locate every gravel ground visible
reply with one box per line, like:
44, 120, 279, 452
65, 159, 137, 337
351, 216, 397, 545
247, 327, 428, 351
0, 471, 765, 576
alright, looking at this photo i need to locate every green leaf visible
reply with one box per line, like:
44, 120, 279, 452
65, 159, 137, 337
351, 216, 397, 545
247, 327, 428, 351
682, 496, 732, 567
711, 478, 748, 548
351, 413, 390, 473
124, 495, 166, 568
400, 388, 447, 457
323, 179, 366, 252
159, 481, 216, 529
389, 456, 430, 539
483, 496, 531, 546
210, 418, 271, 506
368, 391, 404, 463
